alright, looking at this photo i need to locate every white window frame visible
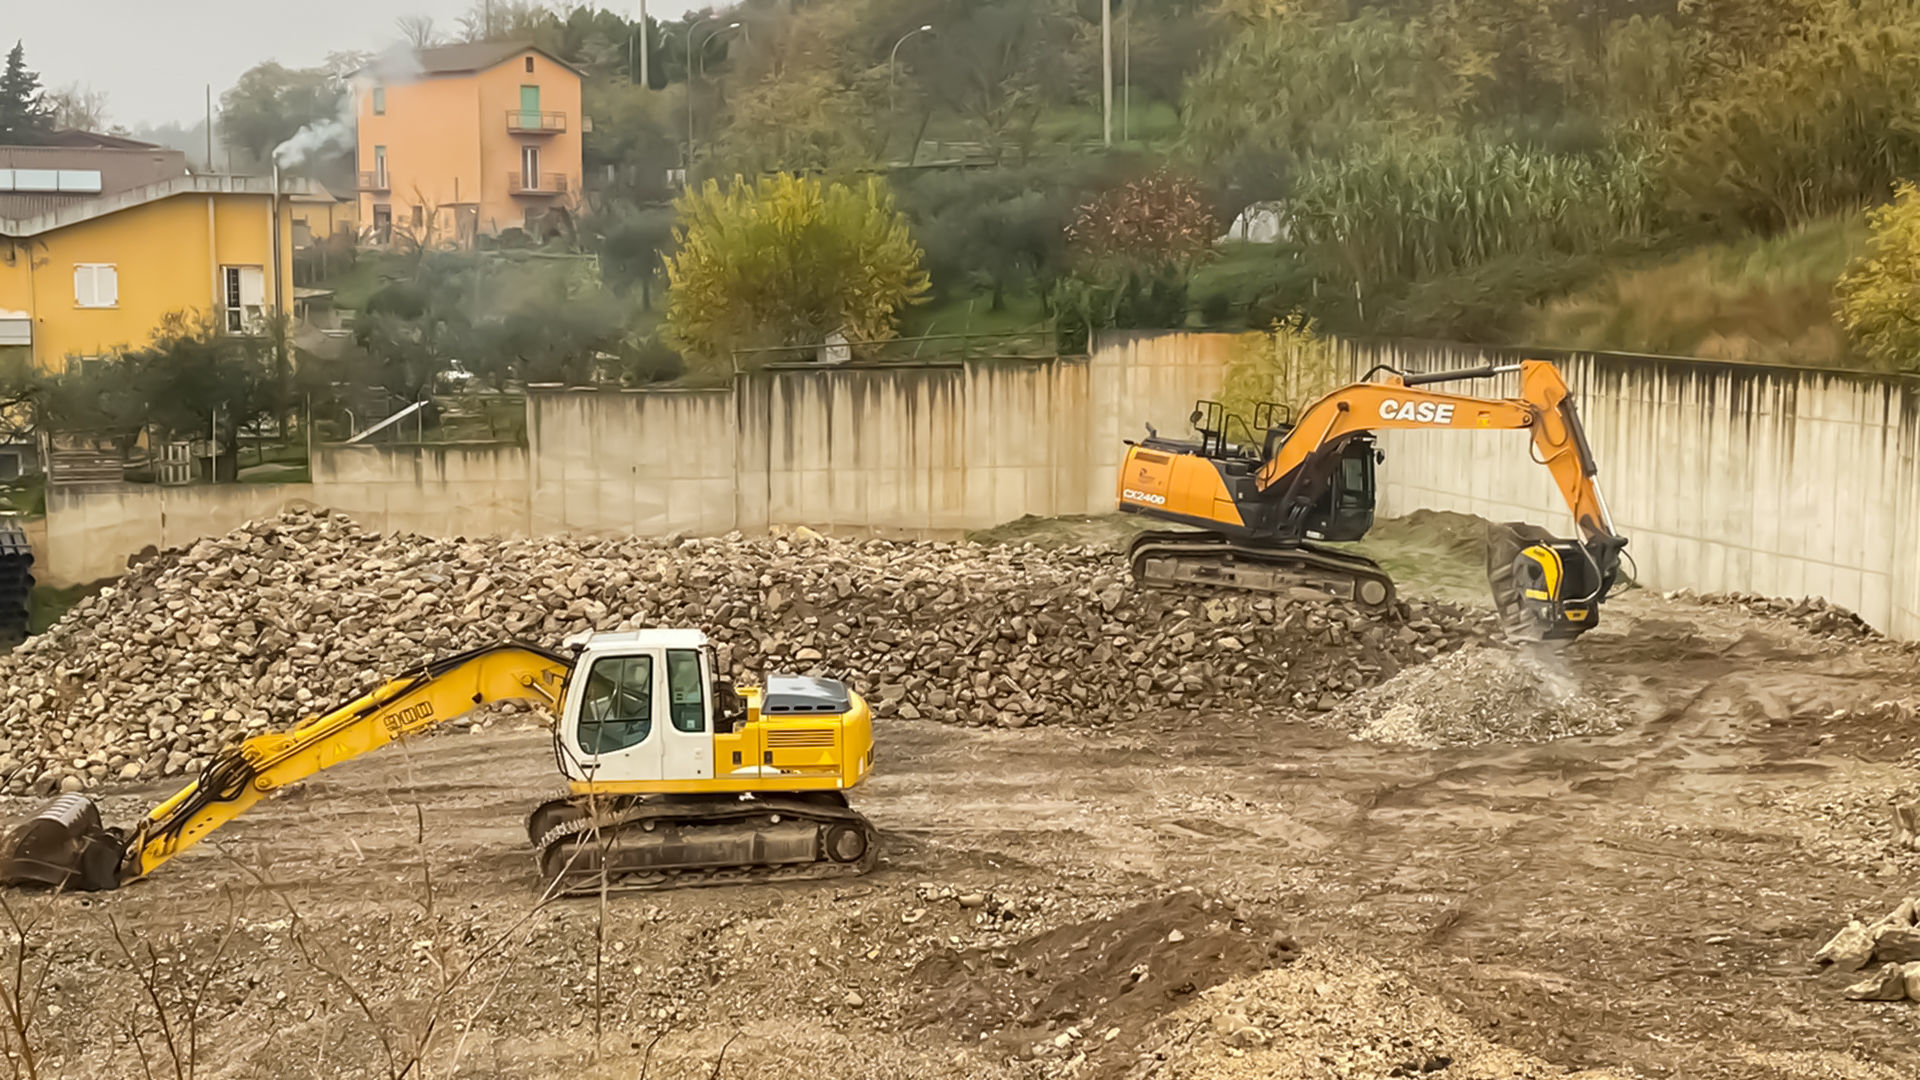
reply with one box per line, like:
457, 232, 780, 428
222, 265, 266, 334
372, 86, 386, 115
74, 263, 118, 309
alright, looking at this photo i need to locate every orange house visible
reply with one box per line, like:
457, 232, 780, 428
355, 42, 584, 245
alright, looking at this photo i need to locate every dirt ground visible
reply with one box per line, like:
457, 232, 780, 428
4, 523, 1920, 1079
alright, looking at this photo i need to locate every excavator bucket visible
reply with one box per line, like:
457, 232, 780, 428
0, 795, 125, 891
1487, 522, 1605, 642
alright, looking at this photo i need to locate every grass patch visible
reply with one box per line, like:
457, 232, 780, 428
1524, 214, 1867, 366
902, 292, 1047, 339
28, 581, 103, 636
318, 253, 409, 311
0, 476, 45, 517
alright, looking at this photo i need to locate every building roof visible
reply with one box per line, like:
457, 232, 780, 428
0, 143, 190, 221
290, 181, 345, 204
403, 41, 584, 78
38, 129, 161, 150
0, 174, 316, 237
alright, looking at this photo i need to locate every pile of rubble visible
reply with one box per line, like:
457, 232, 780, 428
1680, 590, 1882, 642
1321, 643, 1622, 748
0, 510, 1492, 794
1816, 896, 1920, 1002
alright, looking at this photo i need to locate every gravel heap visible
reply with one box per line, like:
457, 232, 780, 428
1816, 896, 1920, 1002
1681, 590, 1882, 642
0, 509, 1491, 794
1147, 954, 1628, 1079
1323, 643, 1623, 748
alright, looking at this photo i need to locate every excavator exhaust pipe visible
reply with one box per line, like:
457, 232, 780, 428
0, 795, 125, 891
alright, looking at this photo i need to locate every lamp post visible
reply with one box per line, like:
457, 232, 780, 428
628, 0, 648, 87
888, 24, 933, 114
686, 19, 743, 182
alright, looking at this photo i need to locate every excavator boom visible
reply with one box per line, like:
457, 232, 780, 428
1, 642, 572, 891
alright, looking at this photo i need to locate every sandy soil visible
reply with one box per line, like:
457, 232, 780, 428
2, 568, 1918, 1078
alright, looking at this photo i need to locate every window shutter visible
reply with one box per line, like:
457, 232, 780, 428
73, 265, 117, 308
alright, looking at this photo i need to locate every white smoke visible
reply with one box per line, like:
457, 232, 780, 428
272, 43, 427, 170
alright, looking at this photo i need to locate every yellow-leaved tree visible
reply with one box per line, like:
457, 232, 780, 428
664, 173, 929, 373
1835, 182, 1920, 373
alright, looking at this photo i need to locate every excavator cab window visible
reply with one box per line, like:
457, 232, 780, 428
578, 655, 654, 754
1293, 438, 1378, 542
666, 648, 706, 733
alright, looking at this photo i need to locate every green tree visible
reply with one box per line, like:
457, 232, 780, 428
1181, 12, 1459, 172
0, 41, 53, 144
589, 205, 676, 310
912, 0, 1087, 165
36, 314, 289, 463
664, 174, 930, 369
1660, 0, 1920, 230
899, 166, 1088, 308
1835, 182, 1920, 373
219, 62, 344, 167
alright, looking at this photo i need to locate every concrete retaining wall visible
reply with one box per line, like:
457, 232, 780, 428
45, 482, 321, 585
313, 442, 529, 539
524, 331, 1239, 537
36, 331, 1920, 639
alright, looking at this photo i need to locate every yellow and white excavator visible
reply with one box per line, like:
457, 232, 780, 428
1116, 358, 1629, 640
0, 629, 877, 894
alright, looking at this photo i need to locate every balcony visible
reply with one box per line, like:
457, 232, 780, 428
506, 110, 567, 134
358, 170, 390, 192
508, 172, 569, 196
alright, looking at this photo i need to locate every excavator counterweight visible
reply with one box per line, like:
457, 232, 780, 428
0, 630, 879, 895
1117, 358, 1627, 639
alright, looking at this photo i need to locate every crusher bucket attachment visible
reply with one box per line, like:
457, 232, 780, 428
1486, 521, 1607, 642
0, 795, 126, 891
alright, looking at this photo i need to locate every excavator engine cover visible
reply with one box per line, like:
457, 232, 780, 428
0, 795, 125, 891
1487, 522, 1607, 641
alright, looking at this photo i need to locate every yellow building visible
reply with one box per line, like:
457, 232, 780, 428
356, 41, 586, 245
0, 175, 300, 371
289, 182, 360, 248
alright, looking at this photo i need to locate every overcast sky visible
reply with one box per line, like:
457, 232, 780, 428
11, 0, 709, 129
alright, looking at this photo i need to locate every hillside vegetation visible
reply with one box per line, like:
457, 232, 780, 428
1525, 215, 1867, 366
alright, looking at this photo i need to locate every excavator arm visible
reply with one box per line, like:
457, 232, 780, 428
1254, 359, 1619, 547
1, 641, 573, 891
1255, 358, 1626, 637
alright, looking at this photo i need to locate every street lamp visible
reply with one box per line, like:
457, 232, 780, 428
889, 24, 934, 108
687, 19, 744, 182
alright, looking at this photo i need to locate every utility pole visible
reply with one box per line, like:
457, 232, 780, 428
1101, 0, 1113, 147
1122, 3, 1131, 143
204, 85, 213, 172
638, 0, 648, 89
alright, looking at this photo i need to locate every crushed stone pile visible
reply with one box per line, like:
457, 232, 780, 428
0, 509, 1493, 795
1322, 643, 1622, 748
1145, 954, 1627, 1080
1816, 896, 1920, 1003
1679, 589, 1882, 642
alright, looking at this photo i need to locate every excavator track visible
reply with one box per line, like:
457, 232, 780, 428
527, 792, 878, 897
1126, 530, 1397, 612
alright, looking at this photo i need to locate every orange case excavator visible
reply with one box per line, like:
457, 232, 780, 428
1116, 359, 1628, 640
